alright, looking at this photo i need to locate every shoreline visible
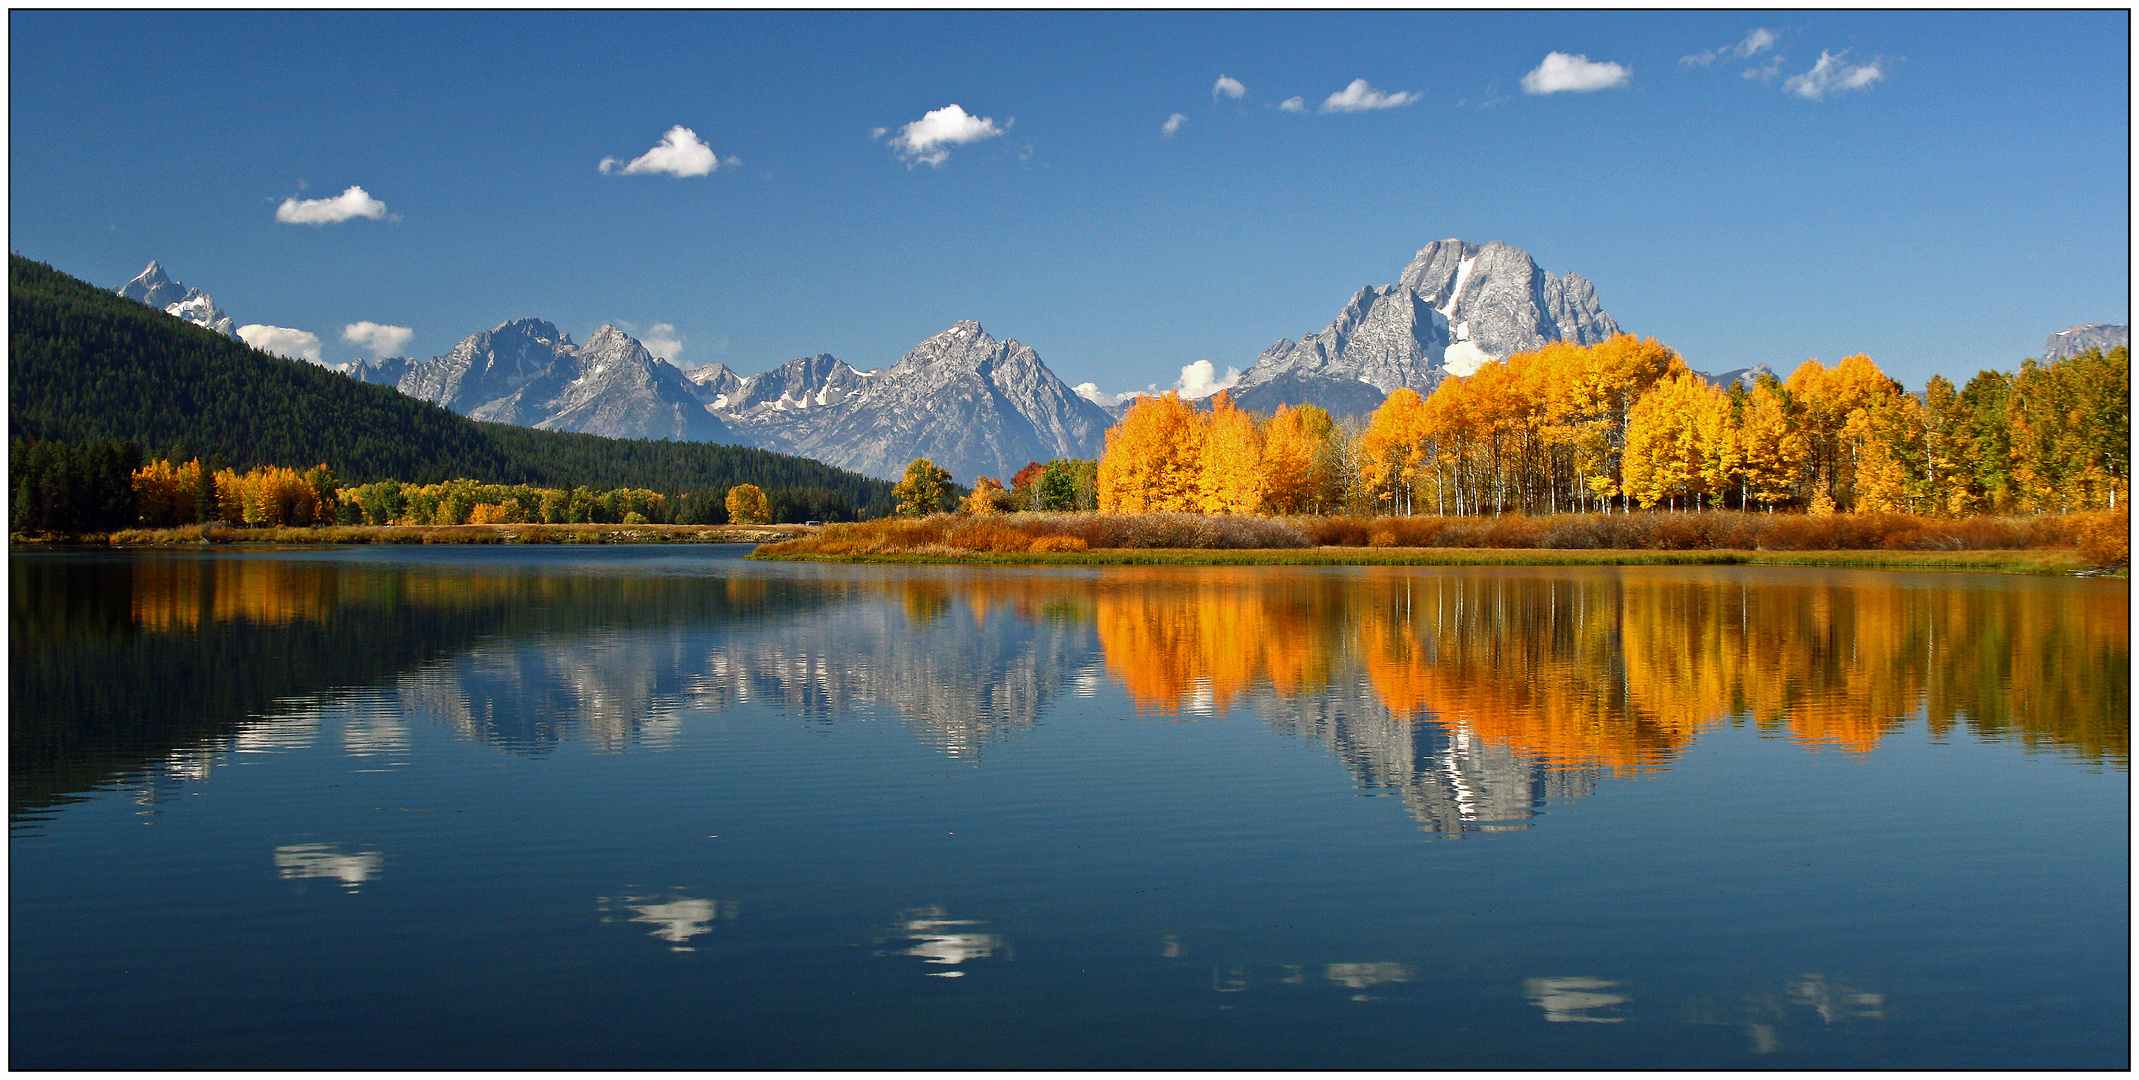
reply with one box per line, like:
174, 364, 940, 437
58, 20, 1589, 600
8, 526, 2115, 576
745, 546, 2101, 575
14, 522, 815, 547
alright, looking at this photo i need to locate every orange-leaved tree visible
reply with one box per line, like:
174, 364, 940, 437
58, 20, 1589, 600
1098, 392, 1206, 512
1197, 391, 1266, 514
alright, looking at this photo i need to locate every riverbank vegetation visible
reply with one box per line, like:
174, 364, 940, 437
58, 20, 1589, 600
751, 507, 2127, 571
99, 522, 804, 546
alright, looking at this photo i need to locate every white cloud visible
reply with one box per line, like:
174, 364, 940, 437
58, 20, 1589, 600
1784, 50, 1884, 100
238, 324, 324, 364
1743, 55, 1786, 83
1320, 78, 1421, 112
1277, 96, 1307, 113
643, 322, 683, 362
1213, 74, 1247, 100
341, 321, 413, 358
1172, 359, 1240, 399
1073, 382, 1137, 409
599, 125, 738, 177
1521, 52, 1632, 94
888, 104, 1005, 167
275, 185, 390, 225
1162, 112, 1187, 137
1683, 27, 1778, 67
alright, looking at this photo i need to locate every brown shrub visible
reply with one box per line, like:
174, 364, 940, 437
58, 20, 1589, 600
2071, 508, 2131, 567
1029, 534, 1089, 553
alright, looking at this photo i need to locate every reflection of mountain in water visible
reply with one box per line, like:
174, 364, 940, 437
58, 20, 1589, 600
16, 552, 2124, 830
1259, 686, 1598, 836
683, 578, 1096, 758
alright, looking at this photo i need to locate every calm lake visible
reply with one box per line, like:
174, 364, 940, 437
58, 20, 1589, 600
10, 546, 2128, 1069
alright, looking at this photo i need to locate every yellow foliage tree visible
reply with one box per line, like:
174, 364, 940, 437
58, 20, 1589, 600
1359, 388, 1429, 514
1197, 391, 1266, 514
891, 459, 952, 517
962, 476, 1012, 515
1736, 378, 1809, 510
1097, 392, 1206, 512
725, 483, 771, 524
1260, 403, 1336, 514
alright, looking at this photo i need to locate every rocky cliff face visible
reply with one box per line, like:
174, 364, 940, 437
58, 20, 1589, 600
397, 319, 730, 442
706, 322, 1114, 483
2043, 323, 2129, 361
116, 261, 237, 338
1233, 239, 1620, 415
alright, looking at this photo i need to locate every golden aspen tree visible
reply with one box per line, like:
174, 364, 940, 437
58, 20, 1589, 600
1097, 392, 1206, 512
1196, 391, 1266, 514
131, 458, 191, 527
961, 476, 1011, 515
1260, 403, 1335, 514
1735, 378, 1808, 510
1621, 375, 1707, 510
1848, 394, 1926, 513
891, 460, 952, 517
1360, 388, 1429, 514
1692, 385, 1743, 510
1921, 375, 1967, 516
1787, 354, 1903, 511
725, 483, 771, 524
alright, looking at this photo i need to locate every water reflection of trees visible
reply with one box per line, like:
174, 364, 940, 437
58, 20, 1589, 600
1089, 567, 2126, 772
16, 554, 2123, 827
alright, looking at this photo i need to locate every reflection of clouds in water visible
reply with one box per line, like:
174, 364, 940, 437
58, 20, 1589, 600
1525, 976, 1629, 1023
883, 906, 1003, 975
274, 843, 383, 889
1788, 973, 1884, 1023
1324, 962, 1414, 990
1326, 961, 1415, 1001
599, 893, 737, 952
232, 715, 319, 753
1683, 972, 1888, 1054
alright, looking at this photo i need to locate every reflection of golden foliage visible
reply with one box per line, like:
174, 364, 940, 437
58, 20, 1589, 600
131, 559, 340, 632
1356, 572, 1699, 774
1093, 570, 1344, 714
1080, 565, 2126, 769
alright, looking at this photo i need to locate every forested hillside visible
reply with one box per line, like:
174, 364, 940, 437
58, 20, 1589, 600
8, 255, 892, 514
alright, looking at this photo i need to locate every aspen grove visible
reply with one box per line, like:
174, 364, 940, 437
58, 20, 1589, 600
1091, 335, 2128, 518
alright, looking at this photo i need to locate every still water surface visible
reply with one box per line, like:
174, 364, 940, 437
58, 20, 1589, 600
10, 547, 2128, 1068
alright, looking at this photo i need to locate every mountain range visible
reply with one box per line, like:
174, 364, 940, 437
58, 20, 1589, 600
112, 246, 2121, 487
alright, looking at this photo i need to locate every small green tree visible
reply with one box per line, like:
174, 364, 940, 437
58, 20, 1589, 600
725, 483, 771, 524
892, 458, 952, 516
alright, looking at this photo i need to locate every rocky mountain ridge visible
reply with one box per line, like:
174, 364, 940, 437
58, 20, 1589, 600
1232, 239, 1620, 416
393, 318, 730, 443
2044, 323, 2128, 361
685, 321, 1114, 482
116, 261, 236, 338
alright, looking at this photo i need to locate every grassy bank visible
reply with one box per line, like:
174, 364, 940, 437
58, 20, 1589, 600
20, 522, 815, 546
758, 546, 2091, 574
750, 510, 2127, 575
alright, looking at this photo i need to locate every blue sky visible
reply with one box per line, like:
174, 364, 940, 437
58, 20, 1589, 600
9, 10, 2128, 394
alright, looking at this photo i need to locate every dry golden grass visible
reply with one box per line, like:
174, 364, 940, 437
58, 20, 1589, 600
754, 509, 2127, 570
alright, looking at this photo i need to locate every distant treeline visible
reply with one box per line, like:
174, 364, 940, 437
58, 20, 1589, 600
11, 444, 865, 534
7, 254, 894, 517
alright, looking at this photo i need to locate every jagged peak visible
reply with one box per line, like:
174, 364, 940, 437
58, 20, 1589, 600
485, 317, 569, 345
